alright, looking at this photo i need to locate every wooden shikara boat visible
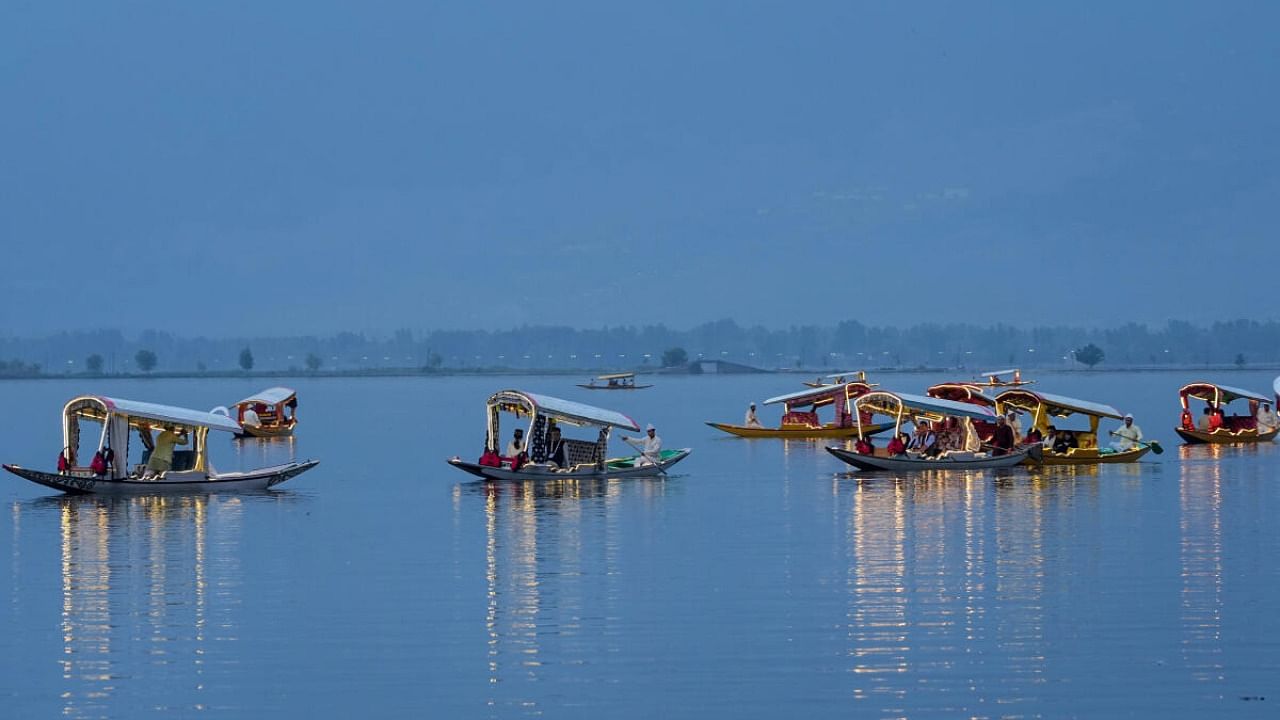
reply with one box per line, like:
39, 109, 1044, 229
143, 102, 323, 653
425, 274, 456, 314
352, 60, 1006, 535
577, 373, 652, 390
827, 444, 1037, 471
802, 370, 868, 389
707, 381, 891, 439
996, 389, 1154, 465
232, 386, 298, 438
1173, 381, 1279, 445
4, 395, 318, 495
448, 390, 689, 481
825, 390, 1024, 472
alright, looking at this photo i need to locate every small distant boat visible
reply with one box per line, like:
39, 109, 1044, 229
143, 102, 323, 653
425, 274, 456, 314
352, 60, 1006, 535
706, 381, 892, 439
825, 390, 1036, 471
1174, 381, 1279, 444
578, 372, 652, 390
448, 390, 689, 480
802, 370, 869, 388
232, 386, 298, 438
4, 395, 318, 495
996, 389, 1152, 464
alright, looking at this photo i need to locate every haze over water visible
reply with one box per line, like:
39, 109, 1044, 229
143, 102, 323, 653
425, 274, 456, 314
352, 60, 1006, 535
1, 370, 1278, 717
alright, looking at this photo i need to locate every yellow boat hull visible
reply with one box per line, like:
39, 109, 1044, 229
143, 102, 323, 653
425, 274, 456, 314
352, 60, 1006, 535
1175, 427, 1279, 444
1025, 445, 1150, 465
237, 423, 295, 439
705, 421, 892, 439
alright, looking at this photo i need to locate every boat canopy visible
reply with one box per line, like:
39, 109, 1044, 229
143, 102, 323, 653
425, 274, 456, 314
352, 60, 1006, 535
488, 390, 639, 430
235, 386, 296, 407
926, 382, 996, 406
996, 390, 1124, 419
1179, 382, 1270, 405
65, 395, 243, 433
596, 373, 635, 381
763, 382, 871, 409
824, 370, 869, 381
855, 390, 998, 422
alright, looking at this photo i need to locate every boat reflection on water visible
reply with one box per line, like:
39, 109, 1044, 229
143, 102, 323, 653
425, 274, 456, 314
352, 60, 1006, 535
231, 434, 298, 471
451, 476, 667, 714
1178, 454, 1224, 687
833, 470, 1052, 714
11, 493, 288, 717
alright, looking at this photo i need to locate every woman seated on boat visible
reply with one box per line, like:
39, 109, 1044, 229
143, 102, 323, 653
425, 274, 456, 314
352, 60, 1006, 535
886, 433, 907, 457
1025, 426, 1043, 444
1052, 430, 1077, 454
854, 437, 875, 455
935, 417, 961, 452
1197, 407, 1213, 430
1208, 408, 1225, 431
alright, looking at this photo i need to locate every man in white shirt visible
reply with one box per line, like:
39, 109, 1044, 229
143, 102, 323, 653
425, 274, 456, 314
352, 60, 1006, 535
1111, 414, 1143, 450
242, 407, 261, 427
504, 428, 526, 458
745, 404, 762, 428
623, 424, 662, 465
1257, 402, 1278, 433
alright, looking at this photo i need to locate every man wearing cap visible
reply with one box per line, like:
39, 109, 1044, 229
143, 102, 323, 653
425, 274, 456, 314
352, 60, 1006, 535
1111, 414, 1143, 451
623, 424, 663, 465
744, 404, 762, 428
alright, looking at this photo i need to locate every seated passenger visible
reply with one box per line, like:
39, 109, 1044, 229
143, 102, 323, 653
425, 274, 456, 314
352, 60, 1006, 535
990, 416, 1016, 456
1042, 425, 1058, 448
1208, 409, 1224, 431
1180, 409, 1194, 430
886, 433, 907, 456
1258, 402, 1279, 433
1198, 407, 1213, 430
1025, 426, 1043, 444
548, 428, 567, 468
1052, 430, 1077, 454
744, 403, 763, 428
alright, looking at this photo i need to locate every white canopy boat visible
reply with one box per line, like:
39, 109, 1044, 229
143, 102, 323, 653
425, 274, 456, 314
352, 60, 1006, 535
826, 390, 1039, 471
4, 395, 318, 494
448, 390, 690, 480
232, 386, 298, 438
578, 372, 652, 390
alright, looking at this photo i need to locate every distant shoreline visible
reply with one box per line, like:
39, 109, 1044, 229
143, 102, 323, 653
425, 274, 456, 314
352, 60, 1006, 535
3, 364, 1278, 381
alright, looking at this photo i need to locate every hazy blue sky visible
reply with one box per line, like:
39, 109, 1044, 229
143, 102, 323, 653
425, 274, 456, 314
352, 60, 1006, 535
3, 2, 1278, 336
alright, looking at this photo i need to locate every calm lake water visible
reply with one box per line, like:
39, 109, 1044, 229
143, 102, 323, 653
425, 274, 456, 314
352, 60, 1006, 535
1, 371, 1278, 718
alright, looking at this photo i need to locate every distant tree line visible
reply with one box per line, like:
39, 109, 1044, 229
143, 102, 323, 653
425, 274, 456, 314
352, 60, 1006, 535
2, 318, 1279, 374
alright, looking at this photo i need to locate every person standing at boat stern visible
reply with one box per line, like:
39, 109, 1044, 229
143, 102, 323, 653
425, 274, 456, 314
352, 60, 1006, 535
1111, 414, 1143, 450
623, 424, 662, 465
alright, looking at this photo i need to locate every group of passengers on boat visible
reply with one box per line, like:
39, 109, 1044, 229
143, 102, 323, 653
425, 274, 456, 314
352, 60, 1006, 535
1181, 404, 1278, 434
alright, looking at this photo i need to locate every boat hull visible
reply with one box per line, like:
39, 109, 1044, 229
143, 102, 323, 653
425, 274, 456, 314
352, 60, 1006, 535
1028, 446, 1150, 465
576, 385, 653, 390
448, 449, 691, 481
1174, 426, 1279, 445
826, 445, 1034, 471
706, 421, 892, 439
236, 423, 296, 438
3, 461, 319, 495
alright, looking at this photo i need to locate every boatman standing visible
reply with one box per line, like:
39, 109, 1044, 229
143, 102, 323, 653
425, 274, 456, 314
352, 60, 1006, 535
1111, 414, 1143, 451
623, 423, 662, 465
745, 404, 762, 428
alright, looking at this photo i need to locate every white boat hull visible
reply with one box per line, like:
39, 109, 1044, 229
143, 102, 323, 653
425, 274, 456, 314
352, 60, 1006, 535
3, 461, 319, 495
448, 449, 691, 481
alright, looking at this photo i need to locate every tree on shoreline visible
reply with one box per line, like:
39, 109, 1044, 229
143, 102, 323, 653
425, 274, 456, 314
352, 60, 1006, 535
305, 353, 323, 372
661, 347, 688, 367
86, 354, 104, 375
1074, 343, 1105, 369
135, 349, 157, 373
239, 347, 254, 371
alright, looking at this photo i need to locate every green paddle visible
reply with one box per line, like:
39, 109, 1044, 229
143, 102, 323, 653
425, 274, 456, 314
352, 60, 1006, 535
1109, 431, 1164, 454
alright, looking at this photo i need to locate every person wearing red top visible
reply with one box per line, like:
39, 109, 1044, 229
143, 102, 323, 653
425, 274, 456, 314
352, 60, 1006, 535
886, 433, 907, 456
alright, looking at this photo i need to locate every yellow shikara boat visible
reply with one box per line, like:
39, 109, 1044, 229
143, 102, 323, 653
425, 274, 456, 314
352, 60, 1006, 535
706, 382, 892, 439
1174, 381, 1279, 444
996, 389, 1153, 465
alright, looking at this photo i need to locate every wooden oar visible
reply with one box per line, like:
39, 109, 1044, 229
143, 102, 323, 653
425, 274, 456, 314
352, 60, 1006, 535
1108, 431, 1164, 454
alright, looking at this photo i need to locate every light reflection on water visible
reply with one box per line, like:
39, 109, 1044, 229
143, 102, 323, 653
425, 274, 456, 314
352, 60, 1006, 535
3, 373, 1280, 717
